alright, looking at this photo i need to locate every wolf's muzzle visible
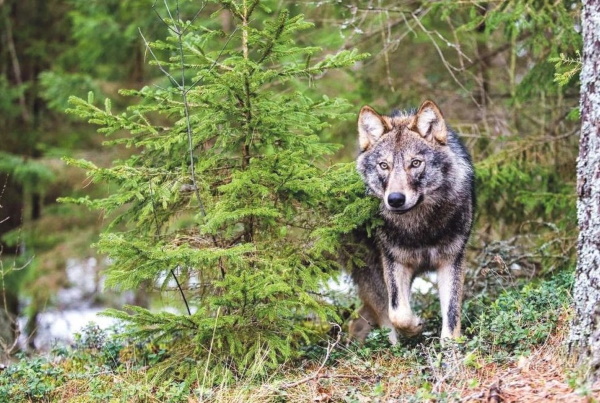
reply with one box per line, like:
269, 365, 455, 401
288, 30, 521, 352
386, 194, 424, 214
387, 192, 406, 208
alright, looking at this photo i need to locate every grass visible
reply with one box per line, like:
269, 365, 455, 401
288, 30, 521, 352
2, 271, 599, 402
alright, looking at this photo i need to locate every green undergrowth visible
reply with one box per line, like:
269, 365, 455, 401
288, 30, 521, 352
463, 270, 573, 357
0, 270, 574, 402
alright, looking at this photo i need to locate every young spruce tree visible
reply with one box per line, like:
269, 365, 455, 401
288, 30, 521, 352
64, 0, 367, 380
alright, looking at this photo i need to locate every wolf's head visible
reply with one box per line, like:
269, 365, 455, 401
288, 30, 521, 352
356, 100, 460, 214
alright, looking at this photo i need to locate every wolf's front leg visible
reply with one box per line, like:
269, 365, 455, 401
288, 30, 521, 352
437, 259, 465, 339
382, 257, 423, 337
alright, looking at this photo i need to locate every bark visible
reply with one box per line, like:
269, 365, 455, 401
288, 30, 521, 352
569, 0, 600, 382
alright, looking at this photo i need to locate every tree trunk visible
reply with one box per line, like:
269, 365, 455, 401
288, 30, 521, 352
569, 0, 600, 383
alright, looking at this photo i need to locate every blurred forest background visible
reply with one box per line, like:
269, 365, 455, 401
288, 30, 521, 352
0, 0, 585, 400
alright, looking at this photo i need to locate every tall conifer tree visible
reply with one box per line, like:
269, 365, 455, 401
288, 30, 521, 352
570, 0, 600, 384
65, 0, 366, 379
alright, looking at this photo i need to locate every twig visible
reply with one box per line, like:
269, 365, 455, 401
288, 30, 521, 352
344, 4, 413, 14
138, 29, 180, 88
148, 180, 192, 315
186, 26, 238, 92
462, 391, 486, 401
341, 18, 405, 51
280, 324, 342, 389
315, 374, 365, 380
170, 267, 191, 315
201, 307, 220, 391
410, 11, 481, 108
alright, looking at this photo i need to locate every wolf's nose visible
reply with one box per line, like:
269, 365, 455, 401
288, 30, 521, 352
388, 192, 406, 208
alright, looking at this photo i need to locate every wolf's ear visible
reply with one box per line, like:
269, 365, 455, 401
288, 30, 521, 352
358, 106, 388, 151
412, 100, 447, 145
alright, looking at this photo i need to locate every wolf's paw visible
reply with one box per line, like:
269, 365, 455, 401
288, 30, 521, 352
389, 312, 424, 337
440, 326, 461, 340
400, 317, 424, 337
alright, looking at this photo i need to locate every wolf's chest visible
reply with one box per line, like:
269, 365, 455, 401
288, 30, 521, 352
376, 222, 464, 271
394, 246, 435, 272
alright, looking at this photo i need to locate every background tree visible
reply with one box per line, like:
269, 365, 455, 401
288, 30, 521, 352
569, 0, 600, 383
0, 0, 76, 349
0, 0, 163, 349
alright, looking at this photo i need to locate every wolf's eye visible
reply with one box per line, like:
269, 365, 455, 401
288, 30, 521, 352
379, 162, 390, 170
411, 159, 422, 168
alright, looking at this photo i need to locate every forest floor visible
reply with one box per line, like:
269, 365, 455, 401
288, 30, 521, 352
207, 314, 599, 402
3, 272, 600, 402
5, 315, 600, 402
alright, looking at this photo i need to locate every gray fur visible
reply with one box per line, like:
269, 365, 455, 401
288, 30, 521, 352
350, 100, 475, 344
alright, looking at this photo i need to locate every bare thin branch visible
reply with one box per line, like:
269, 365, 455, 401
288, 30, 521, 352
187, 27, 239, 92
410, 12, 481, 108
139, 28, 180, 88
170, 267, 192, 315
280, 325, 342, 389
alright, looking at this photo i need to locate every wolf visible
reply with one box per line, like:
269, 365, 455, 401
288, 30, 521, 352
349, 100, 475, 344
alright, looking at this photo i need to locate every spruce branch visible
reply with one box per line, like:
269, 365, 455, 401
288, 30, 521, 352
148, 180, 191, 314
139, 1, 211, 310
146, 0, 230, 280
186, 26, 239, 92
256, 9, 288, 65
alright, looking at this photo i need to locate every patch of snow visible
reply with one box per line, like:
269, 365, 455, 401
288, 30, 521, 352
19, 308, 117, 351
